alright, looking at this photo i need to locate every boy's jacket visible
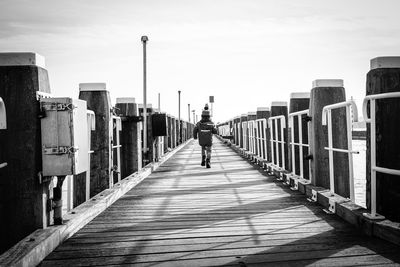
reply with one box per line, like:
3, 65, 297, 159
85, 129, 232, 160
193, 120, 217, 146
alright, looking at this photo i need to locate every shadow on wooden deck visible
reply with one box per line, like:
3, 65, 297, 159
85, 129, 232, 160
40, 138, 400, 267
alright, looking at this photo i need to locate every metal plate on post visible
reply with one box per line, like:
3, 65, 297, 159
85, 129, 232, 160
323, 198, 336, 214
290, 178, 299, 191
40, 97, 89, 176
307, 189, 317, 202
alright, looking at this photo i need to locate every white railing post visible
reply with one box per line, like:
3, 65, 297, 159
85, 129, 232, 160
288, 109, 310, 180
255, 119, 267, 160
86, 110, 95, 200
0, 97, 7, 169
0, 97, 6, 130
112, 115, 122, 183
362, 92, 400, 220
322, 100, 358, 200
268, 115, 286, 171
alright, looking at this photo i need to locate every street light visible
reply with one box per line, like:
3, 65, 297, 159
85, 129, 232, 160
192, 110, 195, 124
178, 90, 181, 144
188, 103, 190, 123
141, 35, 148, 154
158, 92, 160, 111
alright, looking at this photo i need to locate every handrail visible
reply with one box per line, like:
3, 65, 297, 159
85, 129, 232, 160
247, 120, 256, 155
241, 121, 248, 150
288, 109, 310, 180
268, 115, 286, 170
0, 97, 7, 169
322, 100, 358, 126
255, 118, 268, 161
85, 110, 95, 200
363, 92, 400, 123
322, 100, 358, 202
0, 97, 6, 129
112, 115, 122, 183
362, 92, 400, 220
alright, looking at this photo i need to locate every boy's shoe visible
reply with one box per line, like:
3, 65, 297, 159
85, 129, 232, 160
201, 156, 206, 166
206, 159, 211, 168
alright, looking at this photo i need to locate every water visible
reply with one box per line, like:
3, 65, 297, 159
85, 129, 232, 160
353, 139, 366, 208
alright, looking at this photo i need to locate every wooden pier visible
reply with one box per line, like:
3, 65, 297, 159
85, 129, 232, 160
40, 138, 400, 266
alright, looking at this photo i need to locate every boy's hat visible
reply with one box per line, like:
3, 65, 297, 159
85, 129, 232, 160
202, 109, 210, 116
202, 103, 210, 116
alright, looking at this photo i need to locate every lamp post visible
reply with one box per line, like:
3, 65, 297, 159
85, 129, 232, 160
209, 96, 214, 117
158, 92, 160, 112
192, 110, 195, 124
141, 35, 148, 154
188, 104, 191, 123
178, 90, 181, 144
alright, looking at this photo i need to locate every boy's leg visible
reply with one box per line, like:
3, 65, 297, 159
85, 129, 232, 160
206, 146, 212, 168
201, 146, 206, 166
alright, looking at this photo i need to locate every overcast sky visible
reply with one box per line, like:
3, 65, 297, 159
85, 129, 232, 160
1, 0, 400, 122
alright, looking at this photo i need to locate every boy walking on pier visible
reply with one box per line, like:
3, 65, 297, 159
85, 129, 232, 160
193, 104, 217, 168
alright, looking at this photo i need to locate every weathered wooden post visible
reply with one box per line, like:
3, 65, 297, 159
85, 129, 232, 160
171, 116, 176, 148
115, 98, 142, 178
163, 115, 169, 152
289, 93, 310, 179
78, 83, 113, 197
233, 116, 240, 145
152, 112, 167, 161
167, 115, 172, 149
271, 101, 289, 171
365, 57, 400, 221
309, 79, 349, 197
256, 107, 271, 162
0, 53, 52, 253
175, 118, 180, 145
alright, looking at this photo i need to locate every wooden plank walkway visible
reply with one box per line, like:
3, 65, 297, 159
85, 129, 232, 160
40, 138, 400, 267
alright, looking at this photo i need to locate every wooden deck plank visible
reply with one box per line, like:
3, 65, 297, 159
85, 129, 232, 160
40, 138, 400, 266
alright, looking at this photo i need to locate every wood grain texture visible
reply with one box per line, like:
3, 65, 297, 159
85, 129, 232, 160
0, 66, 51, 253
309, 86, 349, 197
0, 140, 191, 267
79, 91, 112, 197
40, 138, 400, 267
366, 68, 400, 221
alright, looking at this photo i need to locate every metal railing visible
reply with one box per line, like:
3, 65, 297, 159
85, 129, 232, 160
86, 110, 95, 200
112, 115, 122, 183
235, 122, 240, 145
322, 100, 358, 201
241, 121, 248, 150
362, 92, 400, 219
288, 109, 310, 180
268, 115, 286, 170
218, 124, 230, 137
255, 118, 268, 161
247, 120, 256, 155
0, 97, 7, 169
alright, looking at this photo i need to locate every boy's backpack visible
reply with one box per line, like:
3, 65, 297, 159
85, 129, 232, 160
198, 122, 214, 146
